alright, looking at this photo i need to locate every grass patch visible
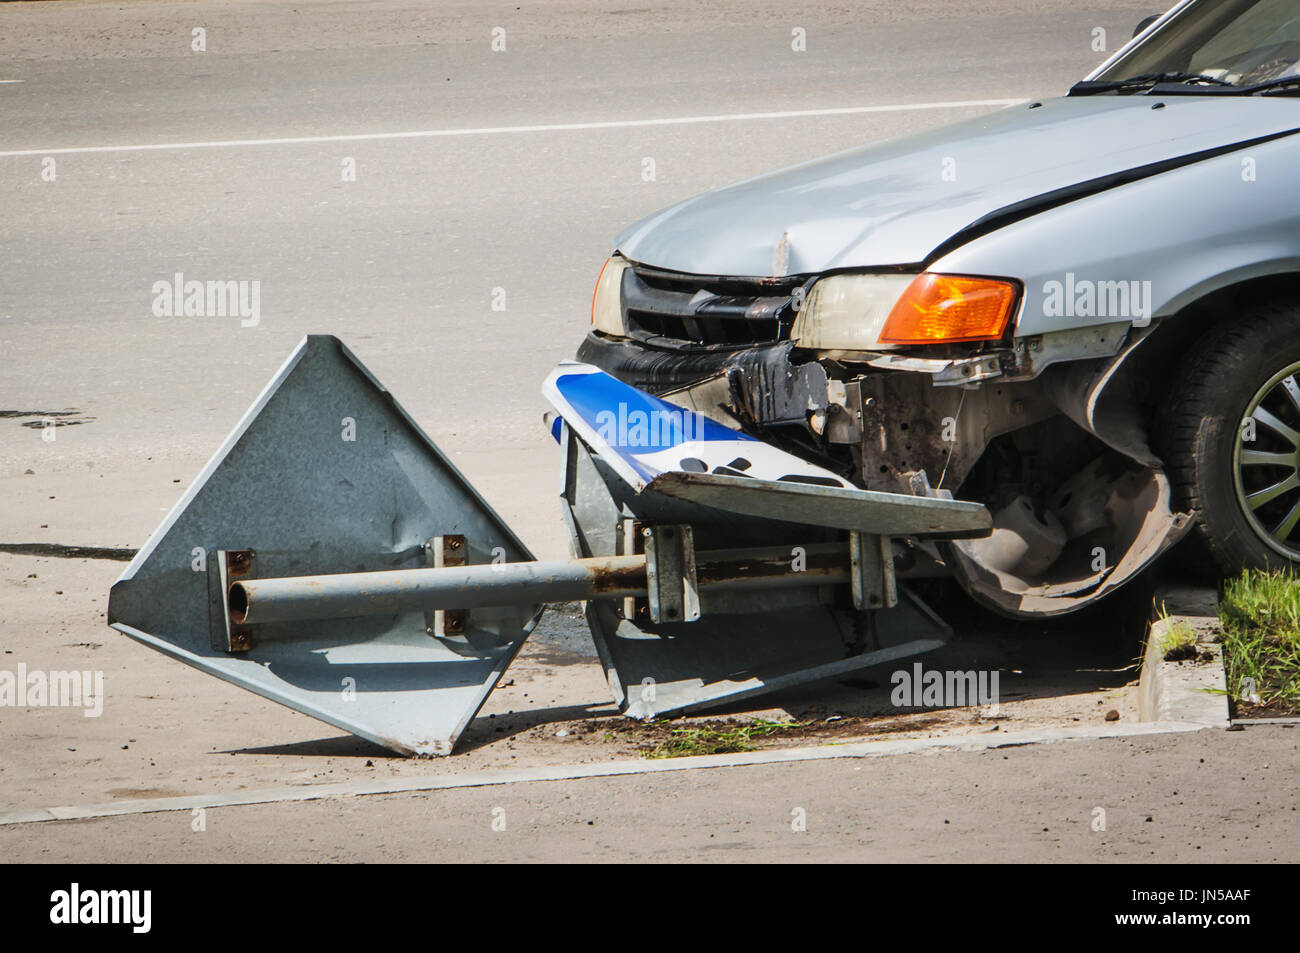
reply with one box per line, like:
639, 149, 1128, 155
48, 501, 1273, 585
639, 718, 805, 759
1157, 619, 1200, 662
1220, 569, 1300, 714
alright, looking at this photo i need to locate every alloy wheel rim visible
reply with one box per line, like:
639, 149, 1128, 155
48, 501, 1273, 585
1232, 360, 1300, 561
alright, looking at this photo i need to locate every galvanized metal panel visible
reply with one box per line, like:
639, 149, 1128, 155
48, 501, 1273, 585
587, 592, 949, 720
108, 335, 542, 756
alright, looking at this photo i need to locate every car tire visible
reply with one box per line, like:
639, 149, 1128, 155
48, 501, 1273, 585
1161, 303, 1300, 575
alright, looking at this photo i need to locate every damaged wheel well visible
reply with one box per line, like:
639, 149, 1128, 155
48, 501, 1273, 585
1094, 273, 1300, 459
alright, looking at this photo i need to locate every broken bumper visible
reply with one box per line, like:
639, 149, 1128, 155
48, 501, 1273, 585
575, 329, 792, 394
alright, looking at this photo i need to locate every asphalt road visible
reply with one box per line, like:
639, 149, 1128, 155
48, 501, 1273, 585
0, 0, 1160, 558
4, 724, 1296, 863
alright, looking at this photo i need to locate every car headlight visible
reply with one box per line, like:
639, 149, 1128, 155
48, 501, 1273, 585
792, 272, 1020, 351
791, 273, 915, 351
590, 255, 631, 336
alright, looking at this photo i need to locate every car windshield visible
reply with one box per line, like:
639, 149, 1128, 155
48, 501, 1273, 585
1083, 0, 1300, 92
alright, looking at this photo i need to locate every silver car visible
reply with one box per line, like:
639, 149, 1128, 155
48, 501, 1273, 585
577, 0, 1300, 616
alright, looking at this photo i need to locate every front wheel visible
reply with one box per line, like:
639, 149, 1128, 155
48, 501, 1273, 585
1162, 304, 1300, 574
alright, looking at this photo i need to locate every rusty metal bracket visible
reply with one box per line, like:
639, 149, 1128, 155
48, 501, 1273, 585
643, 524, 700, 624
850, 533, 897, 611
425, 534, 468, 638
217, 549, 255, 652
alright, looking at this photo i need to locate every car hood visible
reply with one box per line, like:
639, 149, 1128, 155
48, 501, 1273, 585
615, 96, 1300, 277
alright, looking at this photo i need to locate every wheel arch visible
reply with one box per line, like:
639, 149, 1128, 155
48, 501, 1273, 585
1097, 269, 1300, 456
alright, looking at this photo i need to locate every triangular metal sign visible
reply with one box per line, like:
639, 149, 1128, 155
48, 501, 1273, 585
108, 335, 541, 756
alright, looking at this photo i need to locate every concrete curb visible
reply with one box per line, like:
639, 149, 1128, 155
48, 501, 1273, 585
1138, 586, 1230, 727
0, 719, 1205, 827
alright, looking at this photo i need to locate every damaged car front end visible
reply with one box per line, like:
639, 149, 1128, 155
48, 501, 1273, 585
579, 255, 1188, 618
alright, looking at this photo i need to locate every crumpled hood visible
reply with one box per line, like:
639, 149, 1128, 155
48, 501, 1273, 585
615, 96, 1300, 277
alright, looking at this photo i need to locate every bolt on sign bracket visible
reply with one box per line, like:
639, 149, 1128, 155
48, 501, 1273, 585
643, 524, 700, 623
214, 549, 255, 652
424, 534, 469, 638
851, 533, 898, 611
617, 514, 645, 622
108, 335, 543, 756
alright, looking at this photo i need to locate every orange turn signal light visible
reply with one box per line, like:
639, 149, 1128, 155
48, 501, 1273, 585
879, 273, 1019, 345
591, 257, 612, 324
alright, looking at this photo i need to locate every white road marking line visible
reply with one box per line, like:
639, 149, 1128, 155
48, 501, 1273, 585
0, 719, 1202, 826
0, 99, 1024, 159
0, 80, 24, 84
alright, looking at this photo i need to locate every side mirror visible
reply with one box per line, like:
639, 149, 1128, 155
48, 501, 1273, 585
1133, 14, 1161, 38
